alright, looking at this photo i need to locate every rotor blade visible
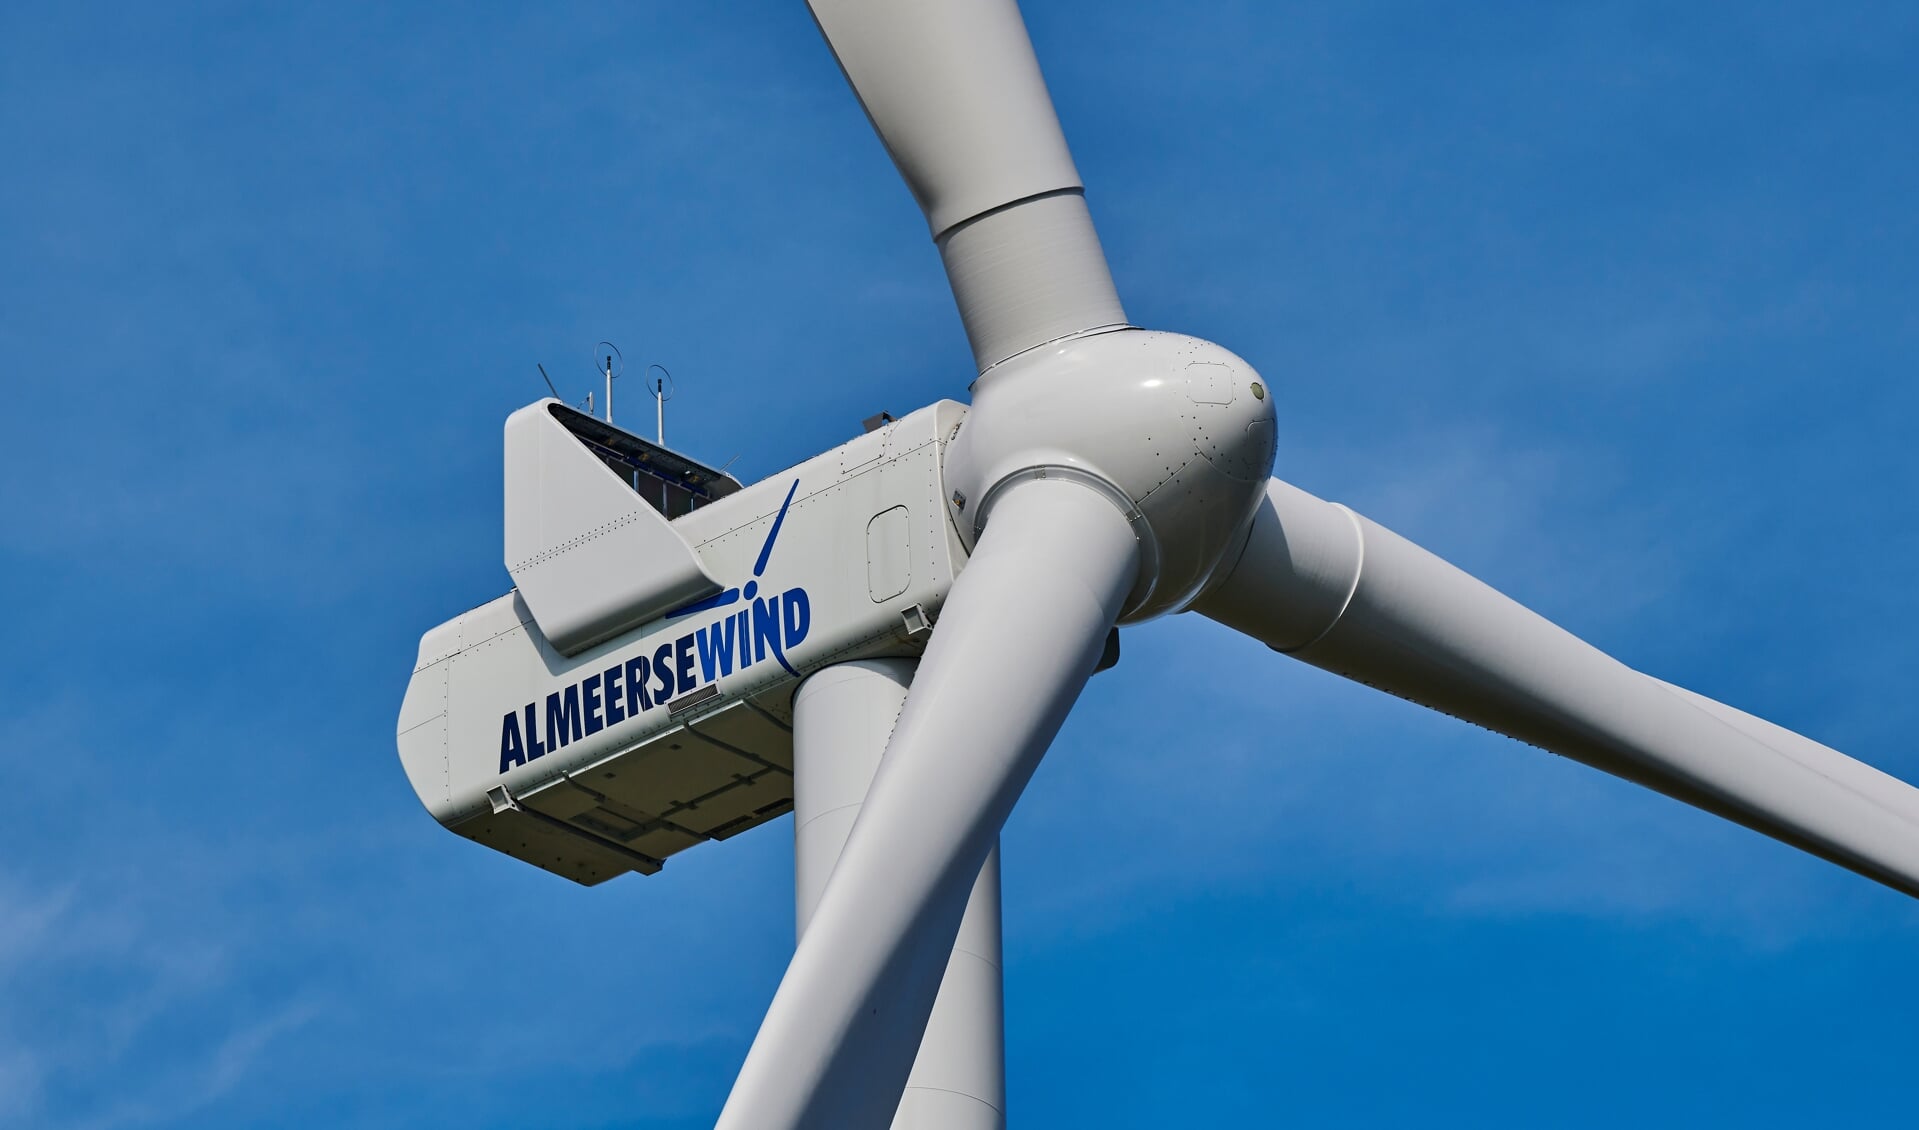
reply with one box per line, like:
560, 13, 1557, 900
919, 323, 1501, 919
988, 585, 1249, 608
1193, 477, 1919, 897
716, 477, 1140, 1130
806, 0, 1127, 370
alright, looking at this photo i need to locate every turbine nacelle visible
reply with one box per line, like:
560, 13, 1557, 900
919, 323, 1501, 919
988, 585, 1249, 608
942, 328, 1277, 620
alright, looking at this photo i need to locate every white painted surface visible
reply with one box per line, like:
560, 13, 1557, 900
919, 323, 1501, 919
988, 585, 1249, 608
942, 328, 1276, 620
804, 0, 1125, 369
502, 398, 721, 655
398, 402, 971, 880
793, 660, 1005, 1130
866, 505, 913, 603
717, 477, 1137, 1130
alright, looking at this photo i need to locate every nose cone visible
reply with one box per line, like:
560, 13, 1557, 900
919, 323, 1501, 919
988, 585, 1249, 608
1125, 337, 1276, 618
942, 329, 1277, 624
1185, 355, 1277, 483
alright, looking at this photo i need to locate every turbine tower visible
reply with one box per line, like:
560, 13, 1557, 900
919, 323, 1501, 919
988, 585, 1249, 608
396, 4, 1919, 1127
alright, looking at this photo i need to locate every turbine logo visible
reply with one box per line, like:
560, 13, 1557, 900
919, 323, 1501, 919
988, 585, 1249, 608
497, 480, 812, 774
671, 477, 806, 673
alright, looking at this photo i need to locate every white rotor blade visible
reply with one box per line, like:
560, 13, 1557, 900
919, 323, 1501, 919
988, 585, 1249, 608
1194, 477, 1919, 897
805, 0, 1127, 369
717, 477, 1140, 1130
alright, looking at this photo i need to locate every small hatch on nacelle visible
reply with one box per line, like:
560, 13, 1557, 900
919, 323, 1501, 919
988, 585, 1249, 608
547, 402, 743, 519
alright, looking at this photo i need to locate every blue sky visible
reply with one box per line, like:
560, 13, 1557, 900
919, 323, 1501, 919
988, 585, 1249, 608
4, 1, 1918, 1126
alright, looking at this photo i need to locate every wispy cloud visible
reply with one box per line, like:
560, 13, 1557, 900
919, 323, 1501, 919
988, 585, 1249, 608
66, 1001, 320, 1130
0, 862, 326, 1130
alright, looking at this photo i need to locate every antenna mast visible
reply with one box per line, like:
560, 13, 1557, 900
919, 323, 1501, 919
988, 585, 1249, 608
648, 363, 674, 447
594, 341, 623, 426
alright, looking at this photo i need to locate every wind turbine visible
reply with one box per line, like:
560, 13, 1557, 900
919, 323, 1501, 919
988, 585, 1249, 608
396, 3, 1919, 1127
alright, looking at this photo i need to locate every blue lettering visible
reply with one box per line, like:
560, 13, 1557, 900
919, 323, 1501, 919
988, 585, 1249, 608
603, 664, 625, 725
582, 673, 604, 736
752, 596, 780, 665
754, 594, 800, 677
674, 633, 696, 695
499, 710, 527, 773
508, 582, 816, 757
782, 587, 811, 649
628, 654, 654, 714
545, 686, 583, 750
694, 626, 713, 682
698, 618, 738, 683
524, 702, 546, 760
652, 643, 675, 700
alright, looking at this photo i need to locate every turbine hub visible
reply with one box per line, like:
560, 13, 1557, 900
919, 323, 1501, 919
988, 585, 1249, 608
942, 328, 1277, 620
